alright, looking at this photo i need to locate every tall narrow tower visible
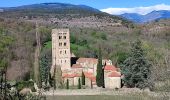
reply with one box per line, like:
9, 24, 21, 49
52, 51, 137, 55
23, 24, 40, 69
51, 29, 71, 71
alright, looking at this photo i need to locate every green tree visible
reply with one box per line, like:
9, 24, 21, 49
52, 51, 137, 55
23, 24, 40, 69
50, 65, 63, 90
40, 49, 52, 85
54, 66, 63, 89
66, 79, 69, 89
53, 66, 56, 90
122, 39, 152, 89
78, 78, 81, 89
0, 27, 13, 100
40, 55, 48, 84
81, 72, 85, 85
39, 26, 51, 44
100, 33, 107, 40
114, 51, 129, 66
96, 46, 104, 87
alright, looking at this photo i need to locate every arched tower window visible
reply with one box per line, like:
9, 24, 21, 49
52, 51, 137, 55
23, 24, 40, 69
59, 42, 62, 46
59, 36, 62, 39
64, 42, 66, 46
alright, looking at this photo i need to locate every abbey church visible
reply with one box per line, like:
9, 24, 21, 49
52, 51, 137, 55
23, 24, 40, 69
50, 29, 121, 89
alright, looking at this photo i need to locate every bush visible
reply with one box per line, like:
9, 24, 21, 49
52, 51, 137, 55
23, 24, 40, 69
16, 81, 35, 91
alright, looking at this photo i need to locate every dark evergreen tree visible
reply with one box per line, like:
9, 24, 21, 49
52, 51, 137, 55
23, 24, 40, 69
122, 39, 151, 89
51, 65, 63, 89
102, 63, 105, 88
53, 66, 56, 90
96, 46, 104, 87
39, 49, 51, 85
78, 78, 81, 89
39, 55, 47, 86
81, 72, 85, 85
66, 79, 69, 89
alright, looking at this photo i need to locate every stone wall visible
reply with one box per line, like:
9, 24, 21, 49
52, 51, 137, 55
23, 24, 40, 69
105, 77, 121, 89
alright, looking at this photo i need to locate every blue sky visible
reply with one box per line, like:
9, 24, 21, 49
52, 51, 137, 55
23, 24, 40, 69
1, 0, 170, 15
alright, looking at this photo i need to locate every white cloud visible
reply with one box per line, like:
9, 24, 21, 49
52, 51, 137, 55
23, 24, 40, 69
100, 4, 170, 15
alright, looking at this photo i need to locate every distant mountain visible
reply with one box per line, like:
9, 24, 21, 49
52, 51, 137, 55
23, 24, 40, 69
121, 13, 143, 23
0, 3, 133, 28
120, 10, 170, 23
2, 3, 101, 15
0, 9, 3, 12
0, 3, 120, 19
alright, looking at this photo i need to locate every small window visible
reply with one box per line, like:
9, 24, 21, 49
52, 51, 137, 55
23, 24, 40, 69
60, 51, 62, 54
64, 42, 66, 46
61, 60, 62, 63
65, 50, 66, 54
65, 60, 66, 63
59, 43, 62, 46
64, 36, 66, 39
59, 36, 62, 39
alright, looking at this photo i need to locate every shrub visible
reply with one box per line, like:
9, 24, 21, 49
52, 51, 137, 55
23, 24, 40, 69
16, 81, 35, 91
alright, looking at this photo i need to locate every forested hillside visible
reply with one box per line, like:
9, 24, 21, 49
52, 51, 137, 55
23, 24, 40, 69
0, 18, 36, 80
0, 3, 169, 92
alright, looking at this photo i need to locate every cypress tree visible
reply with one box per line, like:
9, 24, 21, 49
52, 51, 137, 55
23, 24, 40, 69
81, 72, 85, 85
102, 63, 105, 88
96, 46, 104, 87
78, 78, 81, 89
53, 66, 56, 90
122, 39, 151, 89
66, 79, 69, 89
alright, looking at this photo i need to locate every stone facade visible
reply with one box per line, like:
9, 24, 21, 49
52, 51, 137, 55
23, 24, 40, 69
51, 28, 121, 89
105, 77, 121, 89
51, 29, 71, 73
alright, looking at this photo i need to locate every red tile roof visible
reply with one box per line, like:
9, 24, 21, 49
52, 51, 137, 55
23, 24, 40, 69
108, 71, 121, 77
104, 65, 117, 71
77, 58, 98, 64
84, 72, 96, 82
62, 73, 81, 78
74, 73, 81, 77
84, 72, 93, 78
72, 64, 82, 68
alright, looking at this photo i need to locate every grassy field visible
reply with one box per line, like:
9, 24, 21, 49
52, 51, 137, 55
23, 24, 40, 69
46, 95, 167, 100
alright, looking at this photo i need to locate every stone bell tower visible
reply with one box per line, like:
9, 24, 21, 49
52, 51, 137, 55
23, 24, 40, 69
51, 29, 71, 72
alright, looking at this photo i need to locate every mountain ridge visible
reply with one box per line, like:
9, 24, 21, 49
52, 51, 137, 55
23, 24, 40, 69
0, 3, 133, 28
120, 10, 170, 23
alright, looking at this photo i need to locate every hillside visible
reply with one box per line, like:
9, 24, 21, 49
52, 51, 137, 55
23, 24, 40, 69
0, 3, 169, 92
2, 3, 100, 14
120, 10, 170, 23
0, 3, 133, 29
0, 3, 134, 81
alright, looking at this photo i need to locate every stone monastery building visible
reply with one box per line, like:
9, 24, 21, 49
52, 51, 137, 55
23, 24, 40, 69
50, 29, 121, 89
